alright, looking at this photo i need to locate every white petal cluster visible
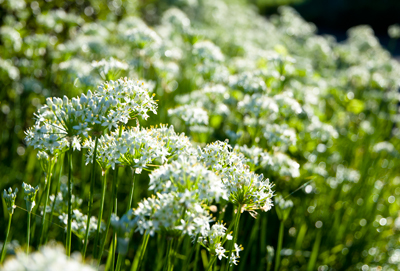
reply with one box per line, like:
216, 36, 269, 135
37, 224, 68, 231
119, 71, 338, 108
3, 187, 18, 215
168, 104, 209, 126
84, 126, 168, 171
134, 192, 212, 237
91, 57, 128, 79
22, 182, 39, 212
198, 141, 274, 212
149, 156, 227, 202
25, 77, 157, 155
2, 244, 96, 271
148, 125, 196, 158
229, 71, 267, 93
59, 209, 105, 240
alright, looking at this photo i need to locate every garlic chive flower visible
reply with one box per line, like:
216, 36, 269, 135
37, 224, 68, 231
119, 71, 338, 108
94, 78, 158, 121
22, 183, 39, 212
198, 141, 274, 214
25, 77, 157, 155
59, 210, 105, 240
149, 155, 227, 203
91, 57, 128, 80
275, 195, 293, 222
37, 151, 58, 178
134, 192, 212, 237
2, 244, 96, 271
197, 222, 243, 265
84, 126, 169, 171
3, 187, 18, 215
148, 125, 196, 158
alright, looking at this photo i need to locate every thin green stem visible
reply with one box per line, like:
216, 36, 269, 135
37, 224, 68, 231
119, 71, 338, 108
127, 172, 135, 212
182, 235, 199, 271
226, 205, 242, 271
66, 147, 73, 257
274, 221, 284, 271
112, 234, 117, 271
27, 212, 31, 254
193, 241, 200, 271
39, 161, 53, 245
132, 232, 150, 271
206, 256, 217, 271
163, 239, 173, 271
94, 169, 108, 259
116, 253, 125, 271
0, 214, 12, 263
83, 136, 99, 259
99, 168, 118, 262
46, 153, 64, 244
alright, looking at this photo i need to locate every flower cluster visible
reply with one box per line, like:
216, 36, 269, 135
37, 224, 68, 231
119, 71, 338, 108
3, 188, 18, 215
2, 244, 96, 271
22, 183, 39, 212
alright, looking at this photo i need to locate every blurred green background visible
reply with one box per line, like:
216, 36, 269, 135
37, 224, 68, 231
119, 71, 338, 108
1, 0, 400, 270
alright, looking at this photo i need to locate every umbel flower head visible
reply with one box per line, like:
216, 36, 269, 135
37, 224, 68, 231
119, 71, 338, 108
25, 77, 158, 155
134, 192, 212, 237
149, 155, 227, 203
83, 126, 169, 171
2, 243, 96, 271
3, 187, 18, 215
198, 140, 274, 215
22, 182, 39, 212
59, 209, 105, 240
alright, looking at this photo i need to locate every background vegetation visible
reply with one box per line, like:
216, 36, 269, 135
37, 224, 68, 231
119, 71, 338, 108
1, 0, 400, 270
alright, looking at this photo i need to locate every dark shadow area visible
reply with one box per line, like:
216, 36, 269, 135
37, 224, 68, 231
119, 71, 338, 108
258, 0, 400, 55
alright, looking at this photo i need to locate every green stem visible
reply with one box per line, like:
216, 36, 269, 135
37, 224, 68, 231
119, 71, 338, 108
127, 171, 135, 212
39, 161, 53, 245
32, 176, 47, 242
83, 136, 99, 259
182, 235, 199, 271
193, 242, 200, 271
94, 169, 108, 259
274, 221, 284, 271
116, 253, 125, 271
27, 212, 31, 254
226, 205, 242, 271
133, 232, 150, 271
99, 169, 118, 262
206, 256, 217, 271
66, 147, 73, 257
46, 153, 64, 244
0, 214, 12, 263
163, 239, 173, 271
112, 234, 117, 271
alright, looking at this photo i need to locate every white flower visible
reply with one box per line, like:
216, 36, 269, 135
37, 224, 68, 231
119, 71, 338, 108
2, 243, 96, 271
215, 243, 227, 260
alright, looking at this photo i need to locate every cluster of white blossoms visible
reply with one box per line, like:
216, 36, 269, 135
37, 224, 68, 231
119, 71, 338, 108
3, 187, 18, 215
168, 105, 209, 126
2, 244, 96, 271
197, 223, 243, 266
149, 156, 227, 202
229, 71, 268, 93
47, 183, 83, 215
59, 209, 105, 240
22, 183, 39, 212
83, 126, 168, 171
198, 141, 274, 213
133, 192, 212, 237
25, 78, 157, 156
